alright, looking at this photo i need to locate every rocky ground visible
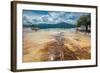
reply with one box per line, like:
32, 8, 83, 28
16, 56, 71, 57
23, 29, 91, 62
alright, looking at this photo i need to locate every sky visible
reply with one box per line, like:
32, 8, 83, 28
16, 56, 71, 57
23, 10, 90, 25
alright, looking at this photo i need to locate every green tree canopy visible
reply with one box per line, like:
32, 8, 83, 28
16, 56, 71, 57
77, 14, 91, 32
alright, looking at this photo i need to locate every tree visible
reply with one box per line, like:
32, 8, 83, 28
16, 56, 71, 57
77, 14, 91, 32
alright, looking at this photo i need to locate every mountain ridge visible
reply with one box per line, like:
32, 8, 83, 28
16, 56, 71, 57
23, 22, 76, 29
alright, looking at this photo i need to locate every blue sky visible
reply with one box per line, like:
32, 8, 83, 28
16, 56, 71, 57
23, 10, 90, 25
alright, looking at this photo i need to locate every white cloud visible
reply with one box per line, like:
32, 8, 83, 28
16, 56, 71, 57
23, 11, 86, 25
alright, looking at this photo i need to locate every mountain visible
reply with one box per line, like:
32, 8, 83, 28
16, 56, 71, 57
23, 22, 76, 29
36, 22, 76, 29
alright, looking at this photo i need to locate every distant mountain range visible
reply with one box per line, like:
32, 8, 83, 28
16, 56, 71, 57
23, 22, 76, 29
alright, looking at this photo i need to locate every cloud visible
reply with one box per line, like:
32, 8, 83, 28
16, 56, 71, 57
23, 10, 88, 25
